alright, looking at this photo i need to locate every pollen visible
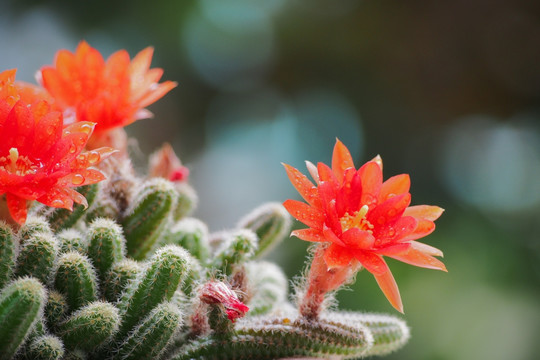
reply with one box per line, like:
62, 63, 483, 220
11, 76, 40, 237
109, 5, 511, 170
340, 205, 374, 233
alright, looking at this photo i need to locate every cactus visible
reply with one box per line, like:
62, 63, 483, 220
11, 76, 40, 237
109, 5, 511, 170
236, 202, 291, 259
209, 229, 258, 277
57, 229, 87, 255
24, 335, 65, 360
15, 232, 58, 285
167, 218, 209, 262
244, 261, 288, 316
111, 302, 182, 360
0, 222, 16, 288
18, 216, 52, 242
86, 218, 125, 282
102, 259, 141, 303
54, 252, 98, 312
44, 290, 69, 331
117, 245, 190, 338
0, 277, 47, 359
122, 178, 178, 260
58, 301, 120, 351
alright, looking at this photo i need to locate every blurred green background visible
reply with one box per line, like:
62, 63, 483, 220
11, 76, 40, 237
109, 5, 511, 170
1, 1, 540, 359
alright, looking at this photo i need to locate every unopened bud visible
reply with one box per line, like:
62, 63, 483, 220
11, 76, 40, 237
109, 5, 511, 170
199, 281, 249, 322
149, 142, 189, 183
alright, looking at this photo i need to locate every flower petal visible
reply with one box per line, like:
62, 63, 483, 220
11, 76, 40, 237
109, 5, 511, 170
379, 174, 410, 202
374, 270, 403, 313
403, 205, 444, 221
358, 161, 382, 206
389, 248, 447, 272
332, 138, 355, 183
323, 243, 353, 269
352, 250, 388, 276
282, 163, 321, 208
283, 199, 324, 229
341, 227, 375, 249
410, 240, 444, 257
291, 228, 325, 242
6, 193, 28, 225
399, 219, 436, 242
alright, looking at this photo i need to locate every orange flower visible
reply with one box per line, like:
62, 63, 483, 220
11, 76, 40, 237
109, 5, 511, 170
283, 139, 446, 312
0, 69, 115, 224
39, 41, 177, 134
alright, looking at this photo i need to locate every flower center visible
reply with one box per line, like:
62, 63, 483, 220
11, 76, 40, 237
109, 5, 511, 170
340, 205, 374, 233
0, 148, 39, 175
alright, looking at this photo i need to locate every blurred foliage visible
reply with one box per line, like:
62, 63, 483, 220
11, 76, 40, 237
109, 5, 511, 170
2, 0, 540, 359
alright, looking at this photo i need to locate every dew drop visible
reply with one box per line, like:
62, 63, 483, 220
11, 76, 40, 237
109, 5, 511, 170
88, 151, 101, 164
46, 127, 54, 135
387, 228, 395, 238
51, 199, 64, 207
377, 216, 386, 225
80, 123, 93, 134
388, 209, 397, 217
72, 174, 85, 185
69, 144, 77, 154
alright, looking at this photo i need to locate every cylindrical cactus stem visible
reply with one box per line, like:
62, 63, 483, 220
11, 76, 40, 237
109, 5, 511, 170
0, 277, 47, 360
18, 215, 52, 242
0, 222, 17, 288
172, 314, 377, 360
102, 259, 141, 303
57, 229, 87, 255
54, 252, 98, 312
44, 290, 68, 332
173, 182, 198, 221
244, 261, 288, 316
15, 231, 59, 285
117, 245, 190, 338
166, 217, 209, 262
58, 301, 120, 352
46, 184, 99, 232
236, 202, 291, 258
333, 312, 410, 357
122, 178, 178, 260
62, 349, 87, 360
86, 218, 126, 282
24, 334, 65, 360
209, 229, 258, 277
111, 302, 182, 360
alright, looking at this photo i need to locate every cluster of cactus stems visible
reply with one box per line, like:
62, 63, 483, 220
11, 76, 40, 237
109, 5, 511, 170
0, 151, 410, 359
0, 42, 425, 360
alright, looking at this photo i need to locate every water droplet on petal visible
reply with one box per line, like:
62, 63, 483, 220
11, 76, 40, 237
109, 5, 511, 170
69, 144, 77, 154
51, 199, 64, 207
388, 209, 397, 217
387, 228, 395, 238
72, 174, 85, 185
80, 123, 93, 134
377, 216, 386, 225
88, 151, 100, 164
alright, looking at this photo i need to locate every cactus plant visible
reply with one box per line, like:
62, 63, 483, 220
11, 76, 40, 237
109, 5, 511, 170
0, 43, 447, 360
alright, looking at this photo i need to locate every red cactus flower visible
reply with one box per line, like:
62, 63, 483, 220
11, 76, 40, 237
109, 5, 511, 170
0, 69, 116, 224
38, 41, 177, 135
283, 139, 446, 312
199, 281, 249, 322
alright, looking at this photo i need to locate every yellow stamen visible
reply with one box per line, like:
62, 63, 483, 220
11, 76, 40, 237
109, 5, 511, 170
340, 205, 374, 233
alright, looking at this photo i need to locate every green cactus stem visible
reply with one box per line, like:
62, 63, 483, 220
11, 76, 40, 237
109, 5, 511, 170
170, 312, 408, 360
0, 277, 47, 360
122, 178, 178, 260
244, 261, 288, 316
44, 290, 69, 332
0, 222, 17, 288
18, 216, 52, 242
102, 259, 141, 303
57, 229, 87, 255
24, 335, 65, 360
236, 202, 291, 258
172, 182, 197, 221
167, 218, 209, 262
45, 184, 99, 232
86, 218, 126, 282
111, 302, 182, 360
209, 229, 257, 277
58, 301, 120, 352
15, 232, 58, 285
54, 252, 98, 312
117, 245, 189, 338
